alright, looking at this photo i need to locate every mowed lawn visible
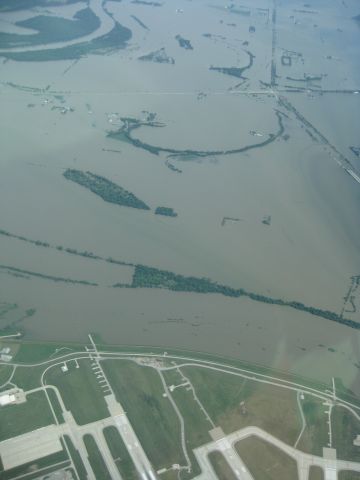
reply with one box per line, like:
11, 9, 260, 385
0, 365, 12, 386
0, 391, 54, 441
332, 406, 360, 462
338, 472, 360, 480
45, 359, 109, 425
182, 366, 301, 445
83, 434, 111, 480
309, 465, 324, 480
102, 359, 185, 470
208, 451, 237, 480
297, 396, 330, 456
163, 369, 212, 448
235, 436, 299, 480
12, 364, 48, 391
103, 426, 138, 480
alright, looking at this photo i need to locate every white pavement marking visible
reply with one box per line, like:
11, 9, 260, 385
176, 367, 215, 429
193, 426, 360, 480
158, 370, 191, 472
218, 437, 254, 480
92, 428, 123, 480
294, 391, 306, 448
9, 350, 360, 479
192, 435, 254, 480
113, 411, 157, 480
0, 425, 62, 470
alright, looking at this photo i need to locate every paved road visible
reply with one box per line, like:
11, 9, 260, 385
92, 427, 123, 480
193, 435, 254, 480
58, 410, 126, 480
112, 409, 157, 480
294, 391, 307, 448
9, 349, 360, 417
158, 369, 191, 472
8, 350, 360, 480
45, 389, 156, 480
193, 426, 360, 480
59, 412, 113, 480
35, 384, 121, 479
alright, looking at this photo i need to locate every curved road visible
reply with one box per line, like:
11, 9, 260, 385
193, 426, 360, 480
5, 349, 360, 480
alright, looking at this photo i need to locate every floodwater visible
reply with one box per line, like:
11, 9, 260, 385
0, 0, 360, 391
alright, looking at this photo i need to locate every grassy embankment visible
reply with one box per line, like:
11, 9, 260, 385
107, 110, 285, 159
210, 50, 254, 80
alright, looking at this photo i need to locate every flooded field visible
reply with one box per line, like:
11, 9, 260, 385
0, 0, 360, 390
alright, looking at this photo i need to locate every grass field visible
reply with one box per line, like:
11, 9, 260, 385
160, 472, 178, 480
0, 390, 54, 441
182, 366, 301, 444
63, 435, 87, 480
97, 343, 332, 392
332, 406, 360, 462
45, 359, 109, 425
162, 367, 184, 385
8, 339, 334, 395
11, 365, 45, 391
308, 465, 324, 480
338, 472, 360, 480
208, 451, 237, 480
13, 341, 81, 364
46, 387, 64, 424
297, 396, 329, 456
162, 370, 212, 477
83, 434, 111, 480
163, 369, 212, 448
102, 359, 185, 470
103, 426, 138, 480
0, 366, 12, 387
0, 451, 69, 480
334, 379, 360, 410
235, 436, 299, 480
